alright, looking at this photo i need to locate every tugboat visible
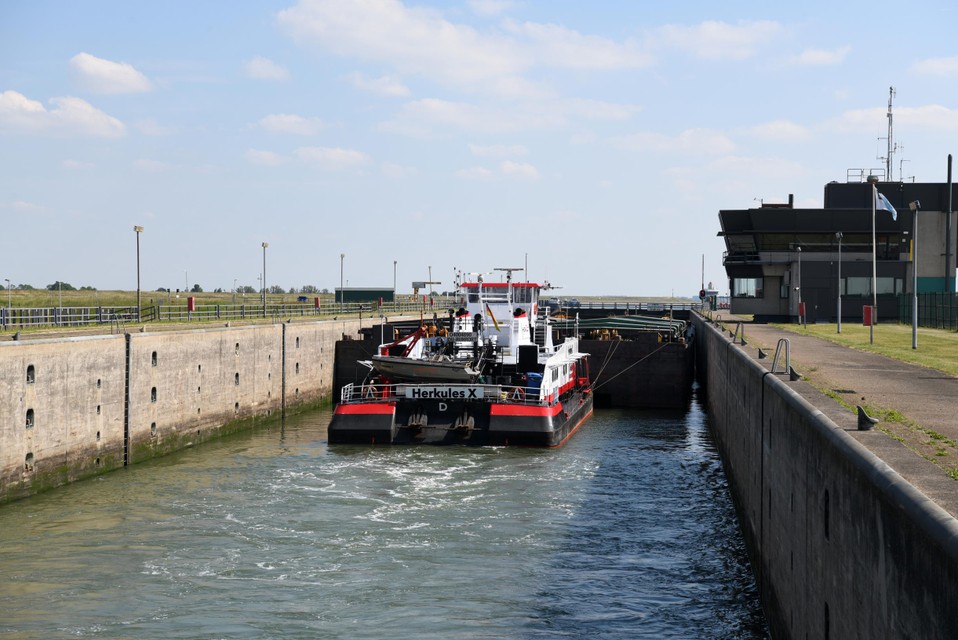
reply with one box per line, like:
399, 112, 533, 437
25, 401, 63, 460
328, 268, 593, 446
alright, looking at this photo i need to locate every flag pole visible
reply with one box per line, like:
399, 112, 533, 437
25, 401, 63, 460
869, 176, 878, 344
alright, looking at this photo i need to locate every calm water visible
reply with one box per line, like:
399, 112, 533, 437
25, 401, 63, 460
0, 389, 767, 639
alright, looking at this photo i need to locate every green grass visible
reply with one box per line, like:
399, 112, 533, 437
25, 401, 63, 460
773, 321, 958, 378
756, 319, 958, 479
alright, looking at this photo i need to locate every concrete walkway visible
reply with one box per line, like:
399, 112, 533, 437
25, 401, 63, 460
711, 312, 958, 518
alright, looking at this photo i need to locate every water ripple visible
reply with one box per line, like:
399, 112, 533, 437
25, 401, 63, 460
0, 392, 766, 639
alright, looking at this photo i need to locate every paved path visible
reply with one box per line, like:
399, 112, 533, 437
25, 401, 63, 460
712, 312, 958, 517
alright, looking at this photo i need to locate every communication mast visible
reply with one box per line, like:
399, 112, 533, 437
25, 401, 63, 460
878, 86, 896, 180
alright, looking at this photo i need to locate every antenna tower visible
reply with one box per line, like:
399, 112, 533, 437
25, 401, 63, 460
885, 86, 896, 180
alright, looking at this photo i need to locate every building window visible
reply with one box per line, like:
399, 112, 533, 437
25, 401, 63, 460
27, 365, 36, 384
733, 277, 764, 298
846, 277, 903, 296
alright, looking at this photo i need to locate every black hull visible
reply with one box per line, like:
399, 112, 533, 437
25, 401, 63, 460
328, 388, 593, 448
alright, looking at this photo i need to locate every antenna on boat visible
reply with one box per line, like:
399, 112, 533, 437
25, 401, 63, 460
494, 267, 525, 283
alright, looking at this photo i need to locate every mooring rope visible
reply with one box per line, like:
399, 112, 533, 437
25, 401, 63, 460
590, 341, 677, 393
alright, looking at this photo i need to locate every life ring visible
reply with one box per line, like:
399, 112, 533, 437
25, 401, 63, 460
510, 387, 526, 402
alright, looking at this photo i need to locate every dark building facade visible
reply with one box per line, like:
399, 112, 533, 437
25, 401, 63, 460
719, 177, 957, 323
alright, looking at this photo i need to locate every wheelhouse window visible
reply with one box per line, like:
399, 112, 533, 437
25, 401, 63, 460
733, 277, 764, 298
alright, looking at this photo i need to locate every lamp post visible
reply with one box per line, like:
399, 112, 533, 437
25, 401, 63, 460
393, 260, 397, 294
233, 278, 237, 305
836, 232, 842, 333
261, 242, 269, 317
4, 278, 10, 309
910, 200, 921, 349
796, 246, 802, 325
340, 253, 345, 313
134, 225, 144, 322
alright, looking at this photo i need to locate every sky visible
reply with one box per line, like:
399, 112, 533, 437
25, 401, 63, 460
2, 0, 958, 297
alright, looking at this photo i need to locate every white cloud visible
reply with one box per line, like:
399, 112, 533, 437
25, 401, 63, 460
245, 149, 287, 166
69, 52, 152, 94
9, 200, 45, 212
278, 0, 652, 97
653, 20, 782, 60
456, 166, 494, 180
0, 90, 125, 137
62, 159, 95, 169
136, 118, 178, 136
790, 46, 851, 66
828, 104, 958, 133
912, 55, 958, 76
502, 20, 652, 70
295, 146, 370, 169
611, 128, 735, 155
134, 159, 169, 172
347, 72, 411, 97
469, 143, 528, 157
245, 56, 291, 81
500, 160, 539, 179
744, 120, 810, 141
381, 162, 416, 178
382, 96, 637, 136
468, 0, 515, 16
258, 113, 324, 135
706, 155, 809, 180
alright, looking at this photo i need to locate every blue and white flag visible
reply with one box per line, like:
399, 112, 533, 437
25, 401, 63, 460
876, 190, 897, 221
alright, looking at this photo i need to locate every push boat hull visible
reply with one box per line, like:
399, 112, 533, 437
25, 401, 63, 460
328, 384, 593, 447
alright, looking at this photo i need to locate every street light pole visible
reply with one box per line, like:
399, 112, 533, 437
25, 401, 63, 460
836, 232, 842, 334
797, 246, 803, 326
134, 225, 144, 322
910, 200, 921, 349
393, 260, 397, 294
340, 253, 345, 313
262, 242, 269, 317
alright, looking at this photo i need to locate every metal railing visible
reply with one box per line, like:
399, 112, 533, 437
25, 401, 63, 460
897, 292, 958, 331
0, 306, 139, 330
1, 297, 706, 331
0, 299, 456, 331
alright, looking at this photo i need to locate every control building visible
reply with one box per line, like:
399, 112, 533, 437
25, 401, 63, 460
718, 171, 957, 323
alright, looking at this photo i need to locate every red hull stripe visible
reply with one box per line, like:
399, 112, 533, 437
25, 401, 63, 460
490, 403, 563, 417
335, 403, 396, 415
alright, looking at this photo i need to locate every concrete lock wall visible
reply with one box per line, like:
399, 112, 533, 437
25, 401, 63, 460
0, 319, 363, 503
694, 314, 958, 639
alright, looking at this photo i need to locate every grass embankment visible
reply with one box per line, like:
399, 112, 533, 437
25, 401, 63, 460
773, 321, 958, 479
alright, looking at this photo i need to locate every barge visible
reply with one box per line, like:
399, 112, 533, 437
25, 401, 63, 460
328, 268, 593, 446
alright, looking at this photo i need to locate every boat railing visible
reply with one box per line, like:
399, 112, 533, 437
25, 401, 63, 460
340, 382, 546, 406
